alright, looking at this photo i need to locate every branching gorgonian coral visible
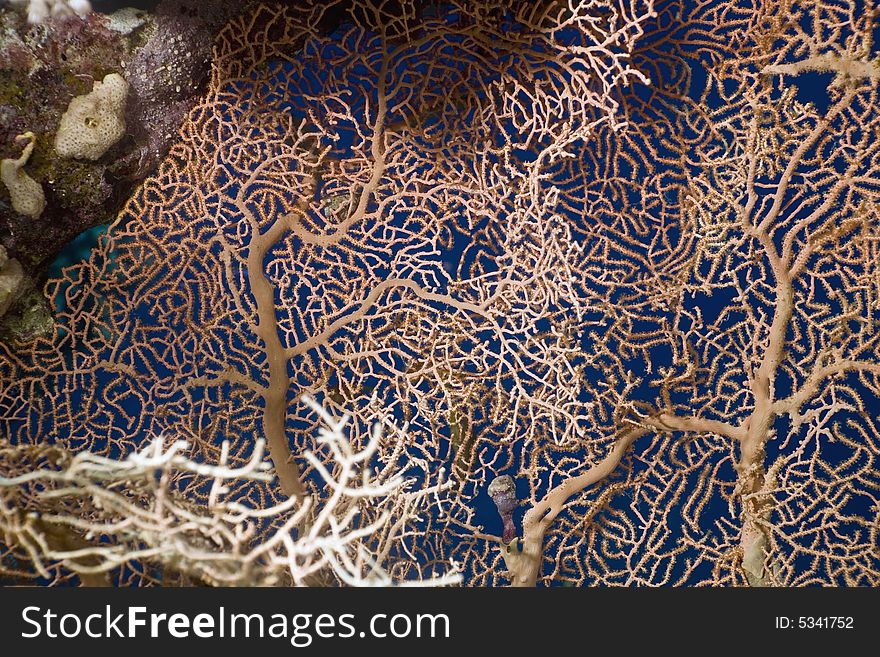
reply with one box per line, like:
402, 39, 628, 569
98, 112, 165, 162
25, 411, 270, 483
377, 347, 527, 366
1, 0, 879, 587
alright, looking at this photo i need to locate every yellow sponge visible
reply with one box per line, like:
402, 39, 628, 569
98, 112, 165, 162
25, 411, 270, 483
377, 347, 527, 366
55, 73, 129, 161
1, 132, 46, 219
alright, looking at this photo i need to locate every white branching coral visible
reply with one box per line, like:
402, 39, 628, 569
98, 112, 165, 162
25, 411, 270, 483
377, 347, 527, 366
0, 396, 460, 587
8, 0, 91, 24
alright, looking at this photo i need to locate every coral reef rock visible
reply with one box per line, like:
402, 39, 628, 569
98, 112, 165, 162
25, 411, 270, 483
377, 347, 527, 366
0, 245, 24, 317
0, 0, 245, 294
0, 287, 54, 341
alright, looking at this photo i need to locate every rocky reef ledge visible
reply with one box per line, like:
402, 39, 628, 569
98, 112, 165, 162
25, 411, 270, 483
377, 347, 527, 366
0, 0, 245, 338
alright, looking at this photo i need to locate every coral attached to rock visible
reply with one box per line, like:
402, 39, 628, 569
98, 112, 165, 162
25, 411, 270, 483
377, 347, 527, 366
0, 2, 244, 281
54, 72, 129, 160
1, 132, 45, 219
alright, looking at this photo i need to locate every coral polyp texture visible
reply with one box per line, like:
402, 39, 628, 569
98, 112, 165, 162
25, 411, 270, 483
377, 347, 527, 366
1, 0, 879, 587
